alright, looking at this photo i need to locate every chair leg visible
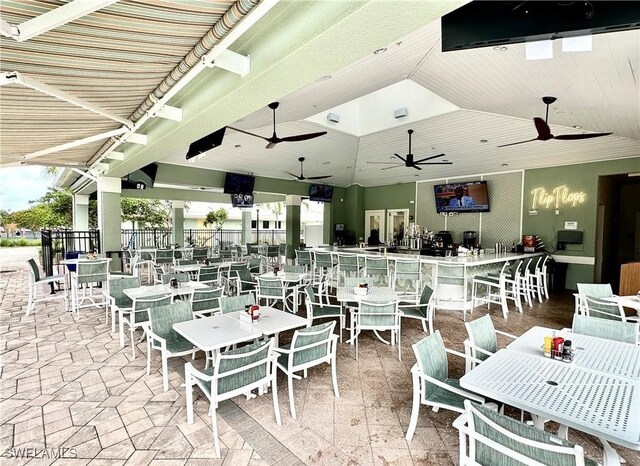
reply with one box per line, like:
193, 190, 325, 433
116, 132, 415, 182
331, 357, 340, 398
131, 327, 137, 358
146, 338, 152, 375
212, 408, 221, 458
272, 374, 282, 426
405, 371, 420, 441
185, 365, 194, 423
162, 353, 169, 392
119, 312, 125, 348
26, 284, 34, 316
288, 374, 296, 419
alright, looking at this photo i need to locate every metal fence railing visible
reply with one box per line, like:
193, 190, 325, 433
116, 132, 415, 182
121, 228, 287, 251
41, 229, 101, 276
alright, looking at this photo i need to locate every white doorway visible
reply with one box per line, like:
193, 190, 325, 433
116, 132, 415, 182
387, 209, 409, 245
364, 210, 385, 244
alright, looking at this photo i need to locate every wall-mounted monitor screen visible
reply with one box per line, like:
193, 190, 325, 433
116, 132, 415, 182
434, 180, 490, 213
223, 172, 255, 195
231, 193, 254, 208
309, 184, 333, 202
557, 230, 583, 244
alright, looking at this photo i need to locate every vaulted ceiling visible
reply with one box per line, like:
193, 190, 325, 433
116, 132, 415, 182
1, 1, 638, 191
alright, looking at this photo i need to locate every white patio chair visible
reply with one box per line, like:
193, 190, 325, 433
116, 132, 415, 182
25, 258, 68, 316
275, 321, 339, 419
185, 339, 281, 458
353, 300, 401, 361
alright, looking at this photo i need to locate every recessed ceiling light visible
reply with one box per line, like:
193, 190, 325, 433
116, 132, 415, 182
322, 161, 330, 165
414, 174, 419, 177
442, 160, 449, 163
373, 47, 387, 55
501, 163, 509, 167
493, 46, 508, 51
235, 144, 241, 148
396, 41, 403, 46
480, 139, 488, 143
346, 166, 352, 169
316, 75, 332, 82
573, 125, 582, 129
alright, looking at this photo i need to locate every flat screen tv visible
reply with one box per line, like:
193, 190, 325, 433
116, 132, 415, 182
223, 172, 255, 195
434, 180, 490, 213
231, 193, 254, 208
309, 184, 333, 202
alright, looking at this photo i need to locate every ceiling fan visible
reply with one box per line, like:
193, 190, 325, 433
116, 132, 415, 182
497, 96, 613, 148
286, 157, 331, 181
367, 129, 452, 171
228, 102, 327, 149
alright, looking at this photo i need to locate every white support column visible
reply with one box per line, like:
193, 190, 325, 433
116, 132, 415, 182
73, 194, 90, 231
241, 209, 252, 245
97, 177, 121, 272
172, 201, 185, 246
285, 195, 302, 261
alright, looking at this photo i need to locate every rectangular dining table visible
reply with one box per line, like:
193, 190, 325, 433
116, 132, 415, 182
222, 306, 308, 345
123, 282, 208, 300
460, 326, 640, 466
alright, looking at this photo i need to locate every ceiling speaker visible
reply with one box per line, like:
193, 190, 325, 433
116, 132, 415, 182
186, 126, 226, 160
327, 113, 340, 123
394, 108, 408, 119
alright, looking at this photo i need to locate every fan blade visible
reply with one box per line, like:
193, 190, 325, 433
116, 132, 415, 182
533, 117, 552, 140
306, 175, 332, 180
367, 162, 400, 165
497, 138, 538, 148
412, 165, 423, 171
553, 132, 613, 140
416, 161, 453, 165
285, 172, 301, 179
265, 141, 278, 149
227, 126, 270, 142
381, 164, 404, 170
413, 153, 445, 163
394, 153, 407, 163
278, 131, 328, 143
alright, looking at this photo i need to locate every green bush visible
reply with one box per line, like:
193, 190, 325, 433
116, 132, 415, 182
0, 238, 41, 247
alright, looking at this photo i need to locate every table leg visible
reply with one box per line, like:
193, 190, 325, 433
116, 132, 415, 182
600, 438, 623, 466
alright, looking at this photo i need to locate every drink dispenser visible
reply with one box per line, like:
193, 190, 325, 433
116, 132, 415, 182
463, 231, 477, 248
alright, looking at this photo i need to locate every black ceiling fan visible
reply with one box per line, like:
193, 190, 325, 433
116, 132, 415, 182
367, 129, 452, 171
228, 102, 327, 149
286, 157, 331, 181
497, 96, 613, 148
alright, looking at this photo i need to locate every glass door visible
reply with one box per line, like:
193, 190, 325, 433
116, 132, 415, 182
364, 210, 385, 245
387, 209, 409, 245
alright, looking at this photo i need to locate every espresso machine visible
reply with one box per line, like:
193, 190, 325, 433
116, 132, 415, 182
421, 231, 454, 256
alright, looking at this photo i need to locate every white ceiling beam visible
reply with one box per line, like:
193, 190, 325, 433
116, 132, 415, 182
9, 0, 120, 42
125, 133, 148, 145
104, 151, 125, 161
150, 105, 182, 122
23, 127, 128, 161
7, 71, 133, 126
208, 49, 251, 77
1, 19, 17, 38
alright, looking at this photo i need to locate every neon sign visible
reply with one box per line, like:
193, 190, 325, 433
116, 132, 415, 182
531, 185, 587, 209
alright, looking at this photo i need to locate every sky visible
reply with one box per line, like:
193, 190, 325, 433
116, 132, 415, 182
0, 166, 51, 212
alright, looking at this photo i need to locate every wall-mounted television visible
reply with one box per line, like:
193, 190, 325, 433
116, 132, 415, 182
121, 163, 158, 190
309, 184, 333, 202
223, 172, 255, 195
231, 193, 254, 208
434, 180, 490, 213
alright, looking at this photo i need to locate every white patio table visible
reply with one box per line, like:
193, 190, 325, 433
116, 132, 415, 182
222, 305, 308, 346
603, 295, 640, 315
460, 327, 640, 466
123, 282, 207, 301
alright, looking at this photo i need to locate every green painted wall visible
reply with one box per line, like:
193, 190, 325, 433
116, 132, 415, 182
522, 157, 640, 289
364, 183, 416, 216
